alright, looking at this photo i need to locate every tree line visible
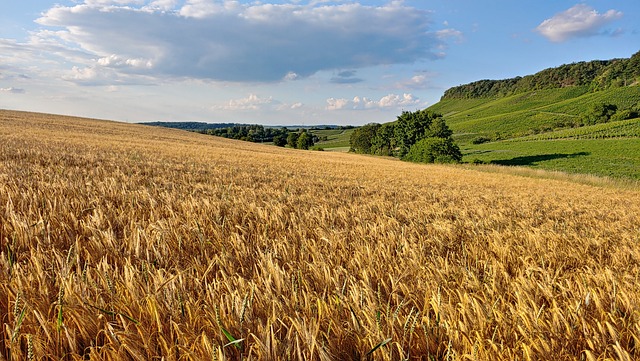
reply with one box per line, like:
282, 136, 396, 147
442, 50, 640, 99
349, 110, 462, 164
202, 125, 318, 149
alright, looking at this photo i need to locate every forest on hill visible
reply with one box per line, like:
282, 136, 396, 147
442, 51, 640, 99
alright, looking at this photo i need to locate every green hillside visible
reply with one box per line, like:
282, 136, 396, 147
429, 86, 640, 143
310, 128, 354, 151
422, 52, 640, 179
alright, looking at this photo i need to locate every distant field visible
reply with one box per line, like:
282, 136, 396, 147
2, 110, 640, 360
429, 86, 640, 141
517, 118, 640, 141
311, 128, 354, 150
464, 138, 640, 179
426, 86, 640, 178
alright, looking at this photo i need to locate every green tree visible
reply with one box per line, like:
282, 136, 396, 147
404, 137, 462, 164
426, 117, 453, 138
273, 134, 287, 147
371, 123, 395, 156
296, 131, 313, 150
287, 132, 300, 148
393, 110, 441, 156
582, 103, 618, 125
349, 123, 380, 153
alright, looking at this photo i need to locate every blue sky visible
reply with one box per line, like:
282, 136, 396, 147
0, 0, 638, 125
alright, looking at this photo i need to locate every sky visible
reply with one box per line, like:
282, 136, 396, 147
0, 0, 638, 125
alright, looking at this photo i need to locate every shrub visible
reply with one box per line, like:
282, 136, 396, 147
471, 136, 491, 144
403, 137, 462, 164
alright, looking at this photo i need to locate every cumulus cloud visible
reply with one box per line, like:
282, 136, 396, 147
34, 0, 444, 83
213, 94, 277, 111
326, 97, 351, 111
535, 4, 623, 42
212, 93, 303, 111
326, 93, 421, 110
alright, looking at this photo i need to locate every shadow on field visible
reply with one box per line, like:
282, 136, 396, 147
491, 152, 590, 166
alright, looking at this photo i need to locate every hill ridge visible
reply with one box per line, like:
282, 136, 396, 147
442, 50, 640, 100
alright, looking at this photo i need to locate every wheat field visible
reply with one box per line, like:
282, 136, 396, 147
1, 109, 640, 360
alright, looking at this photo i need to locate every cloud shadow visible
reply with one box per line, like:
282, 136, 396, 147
490, 152, 590, 166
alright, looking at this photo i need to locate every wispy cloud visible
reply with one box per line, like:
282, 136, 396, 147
32, 1, 444, 84
535, 4, 623, 43
394, 73, 435, 90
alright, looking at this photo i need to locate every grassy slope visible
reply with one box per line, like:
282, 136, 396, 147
463, 138, 640, 179
3, 110, 640, 360
310, 128, 354, 151
426, 86, 640, 178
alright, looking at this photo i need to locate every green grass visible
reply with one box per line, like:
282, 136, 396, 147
516, 118, 640, 141
425, 85, 640, 179
311, 128, 354, 150
429, 86, 640, 141
463, 138, 640, 179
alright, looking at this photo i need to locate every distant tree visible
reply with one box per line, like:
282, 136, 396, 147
349, 123, 380, 153
582, 103, 618, 125
273, 134, 287, 147
296, 130, 314, 150
287, 132, 300, 148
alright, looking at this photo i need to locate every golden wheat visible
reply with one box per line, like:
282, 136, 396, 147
1, 109, 640, 360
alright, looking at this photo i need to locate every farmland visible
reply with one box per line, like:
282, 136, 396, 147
2, 110, 640, 360
421, 85, 640, 179
310, 128, 354, 151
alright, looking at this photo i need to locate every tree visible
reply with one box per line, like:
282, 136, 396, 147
287, 132, 299, 148
273, 134, 287, 147
296, 130, 314, 150
349, 123, 380, 153
426, 117, 453, 138
371, 123, 395, 156
582, 103, 618, 125
393, 110, 442, 156
404, 137, 462, 164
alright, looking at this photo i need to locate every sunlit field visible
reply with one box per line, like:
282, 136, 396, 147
2, 110, 640, 360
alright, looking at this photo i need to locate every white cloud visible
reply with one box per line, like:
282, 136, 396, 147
0, 87, 26, 94
394, 73, 434, 90
327, 93, 421, 110
284, 72, 299, 81
211, 93, 308, 112
213, 94, 274, 111
378, 93, 421, 108
436, 28, 464, 43
536, 4, 623, 42
97, 55, 154, 69
33, 1, 443, 83
326, 97, 351, 111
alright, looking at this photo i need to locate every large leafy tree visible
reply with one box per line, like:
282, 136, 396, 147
347, 109, 461, 163
349, 123, 381, 154
371, 123, 395, 156
404, 137, 462, 164
393, 110, 442, 156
